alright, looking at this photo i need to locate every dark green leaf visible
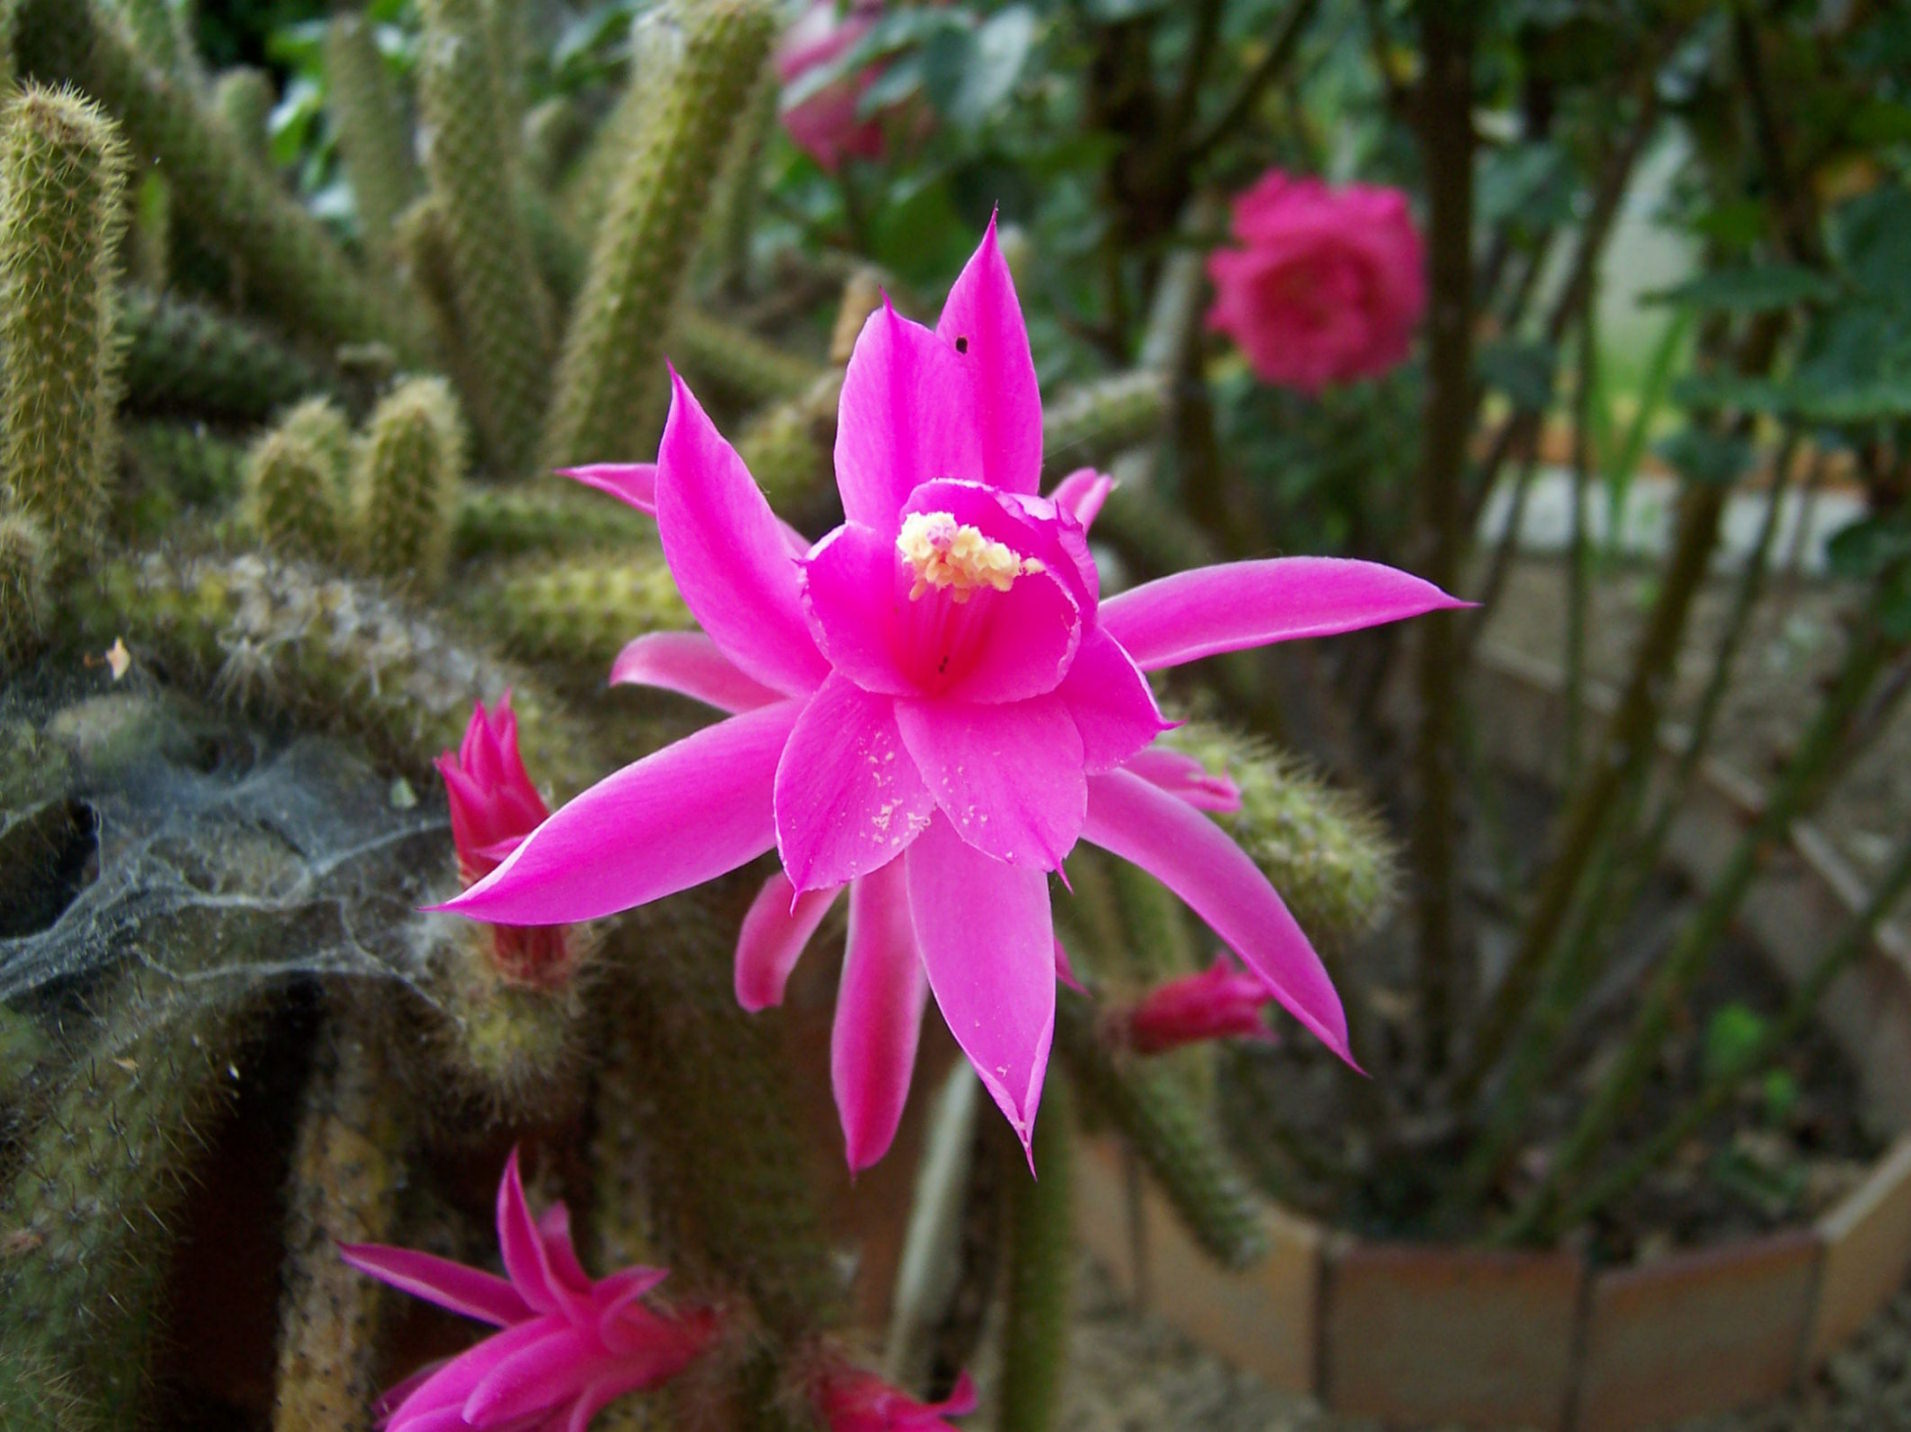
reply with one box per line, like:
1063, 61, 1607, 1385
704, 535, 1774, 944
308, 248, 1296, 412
1647, 264, 1838, 313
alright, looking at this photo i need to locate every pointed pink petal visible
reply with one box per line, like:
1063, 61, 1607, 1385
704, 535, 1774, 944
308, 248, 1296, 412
463, 1324, 596, 1423
1122, 747, 1242, 812
938, 1369, 980, 1415
559, 463, 657, 515
536, 1204, 593, 1296
1058, 626, 1168, 771
435, 701, 801, 925
656, 371, 829, 694
906, 816, 1054, 1154
735, 869, 842, 1011
798, 523, 914, 696
387, 1320, 555, 1427
1082, 769, 1352, 1063
610, 631, 786, 713
594, 1265, 672, 1310
935, 216, 1042, 495
336, 1243, 531, 1326
835, 300, 983, 530
776, 674, 934, 890
1099, 558, 1469, 670
496, 1149, 571, 1315
895, 695, 1084, 868
1054, 937, 1085, 993
834, 859, 929, 1171
1049, 467, 1112, 530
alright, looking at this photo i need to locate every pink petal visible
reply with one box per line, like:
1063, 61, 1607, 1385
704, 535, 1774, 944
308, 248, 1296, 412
463, 1324, 596, 1424
834, 858, 929, 1171
536, 1204, 593, 1296
834, 300, 983, 530
939, 1369, 981, 1416
656, 371, 829, 695
911, 479, 1097, 624
387, 1320, 555, 1428
935, 215, 1042, 495
1122, 747, 1242, 812
776, 674, 934, 890
1049, 467, 1113, 530
1057, 627, 1168, 771
735, 868, 842, 1011
496, 1149, 572, 1315
336, 1243, 531, 1327
1054, 937, 1085, 993
435, 701, 801, 925
895, 695, 1084, 868
906, 815, 1054, 1154
1099, 558, 1469, 670
610, 631, 786, 713
559, 463, 657, 515
1081, 769, 1352, 1063
798, 523, 914, 696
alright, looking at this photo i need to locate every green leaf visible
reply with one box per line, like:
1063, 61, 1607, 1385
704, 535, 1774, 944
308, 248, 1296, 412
1653, 426, 1753, 487
1704, 1003, 1768, 1082
923, 8, 1038, 129
1826, 513, 1911, 583
1647, 264, 1839, 313
1475, 340, 1555, 412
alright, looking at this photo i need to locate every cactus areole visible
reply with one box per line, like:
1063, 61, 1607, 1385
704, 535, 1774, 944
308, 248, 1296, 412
437, 219, 1467, 1169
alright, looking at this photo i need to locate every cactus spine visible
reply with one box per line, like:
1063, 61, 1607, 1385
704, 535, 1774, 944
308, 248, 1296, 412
325, 14, 419, 257
542, 0, 777, 467
0, 85, 129, 574
998, 1078, 1074, 1432
244, 427, 342, 564
415, 0, 553, 475
356, 377, 465, 595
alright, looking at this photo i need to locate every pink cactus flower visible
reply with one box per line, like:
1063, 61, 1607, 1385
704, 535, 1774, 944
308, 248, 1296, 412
777, 0, 888, 172
436, 694, 572, 987
440, 218, 1464, 1170
812, 1363, 978, 1431
339, 1149, 717, 1431
1206, 170, 1427, 394
1123, 954, 1279, 1055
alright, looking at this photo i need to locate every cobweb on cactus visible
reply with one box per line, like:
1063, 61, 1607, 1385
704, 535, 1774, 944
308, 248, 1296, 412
0, 682, 450, 1009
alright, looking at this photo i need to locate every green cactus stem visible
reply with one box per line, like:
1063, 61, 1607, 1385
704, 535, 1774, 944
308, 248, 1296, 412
0, 972, 250, 1426
671, 310, 824, 411
392, 197, 487, 412
356, 377, 465, 595
276, 396, 356, 492
522, 96, 589, 191
13, 0, 424, 357
119, 288, 342, 423
541, 0, 777, 468
1039, 370, 1169, 480
452, 483, 657, 562
997, 1077, 1074, 1432
1157, 722, 1397, 940
734, 374, 844, 511
703, 65, 777, 298
461, 550, 690, 673
0, 514, 52, 670
243, 427, 342, 564
212, 66, 275, 168
425, 922, 593, 1121
0, 84, 129, 574
416, 0, 553, 475
326, 15, 420, 257
1106, 856, 1200, 986
74, 548, 602, 795
105, 0, 200, 85
115, 421, 247, 540
272, 1000, 410, 1432
1053, 984, 1267, 1269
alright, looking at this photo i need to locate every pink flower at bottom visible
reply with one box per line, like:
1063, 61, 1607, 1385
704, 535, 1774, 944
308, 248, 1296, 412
340, 1149, 716, 1432
437, 218, 1466, 1174
813, 1364, 978, 1432
1122, 954, 1279, 1055
1206, 170, 1426, 394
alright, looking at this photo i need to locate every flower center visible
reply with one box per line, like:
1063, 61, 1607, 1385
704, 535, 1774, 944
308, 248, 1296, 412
896, 511, 1044, 603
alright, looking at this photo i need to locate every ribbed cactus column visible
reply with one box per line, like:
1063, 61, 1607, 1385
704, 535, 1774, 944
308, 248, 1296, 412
244, 427, 342, 564
998, 1078, 1074, 1432
0, 513, 51, 668
355, 377, 465, 595
0, 85, 129, 576
12, 0, 422, 356
541, 0, 776, 468
326, 15, 419, 256
416, 0, 552, 475
212, 66, 276, 168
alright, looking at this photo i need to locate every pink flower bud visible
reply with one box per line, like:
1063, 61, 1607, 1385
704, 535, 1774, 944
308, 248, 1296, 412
813, 1362, 978, 1432
1124, 955, 1277, 1055
1206, 170, 1426, 393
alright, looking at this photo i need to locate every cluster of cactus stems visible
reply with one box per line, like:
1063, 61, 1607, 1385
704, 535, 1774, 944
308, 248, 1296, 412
0, 5, 1400, 1429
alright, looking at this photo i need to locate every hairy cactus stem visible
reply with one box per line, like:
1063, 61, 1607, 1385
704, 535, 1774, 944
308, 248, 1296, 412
997, 1077, 1074, 1432
119, 287, 342, 423
244, 427, 343, 566
324, 15, 420, 258
211, 66, 275, 168
671, 310, 824, 411
460, 550, 691, 673
355, 377, 466, 596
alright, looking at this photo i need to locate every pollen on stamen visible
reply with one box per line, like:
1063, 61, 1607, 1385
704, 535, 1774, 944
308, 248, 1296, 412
897, 511, 1044, 603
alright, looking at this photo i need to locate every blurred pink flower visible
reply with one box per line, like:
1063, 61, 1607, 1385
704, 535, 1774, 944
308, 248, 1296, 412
813, 1363, 978, 1431
439, 219, 1463, 1171
777, 0, 888, 171
1206, 170, 1426, 393
339, 1149, 717, 1431
1124, 954, 1278, 1055
435, 694, 571, 987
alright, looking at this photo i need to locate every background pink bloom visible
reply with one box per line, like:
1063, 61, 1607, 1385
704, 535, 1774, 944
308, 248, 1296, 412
813, 1363, 978, 1431
1123, 954, 1279, 1055
340, 1149, 717, 1431
777, 0, 888, 171
1206, 170, 1426, 393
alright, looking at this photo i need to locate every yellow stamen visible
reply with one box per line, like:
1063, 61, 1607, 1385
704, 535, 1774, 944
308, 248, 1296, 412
897, 511, 1044, 603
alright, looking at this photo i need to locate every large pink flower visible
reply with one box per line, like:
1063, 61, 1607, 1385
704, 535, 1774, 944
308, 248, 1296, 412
777, 0, 888, 172
440, 219, 1463, 1167
339, 1149, 717, 1431
1206, 170, 1426, 394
